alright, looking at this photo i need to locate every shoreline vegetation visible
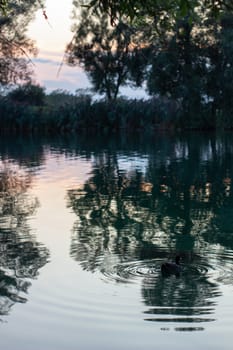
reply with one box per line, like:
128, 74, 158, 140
1, 4, 233, 135
1, 2, 233, 136
0, 86, 231, 135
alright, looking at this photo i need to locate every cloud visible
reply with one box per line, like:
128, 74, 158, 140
31, 49, 147, 97
33, 58, 60, 66
32, 57, 91, 93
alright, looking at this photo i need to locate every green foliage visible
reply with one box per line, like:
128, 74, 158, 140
207, 14, 233, 117
66, 4, 148, 100
46, 89, 81, 108
147, 19, 206, 114
66, 1, 233, 129
0, 87, 233, 133
0, 89, 182, 134
145, 13, 233, 128
0, 0, 43, 86
0, 0, 7, 14
87, 0, 233, 23
8, 84, 46, 106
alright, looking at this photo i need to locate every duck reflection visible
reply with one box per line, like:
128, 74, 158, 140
0, 166, 49, 317
141, 254, 220, 331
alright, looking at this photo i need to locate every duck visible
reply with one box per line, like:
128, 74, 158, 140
161, 256, 181, 276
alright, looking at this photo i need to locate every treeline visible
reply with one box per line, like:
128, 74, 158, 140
62, 6, 233, 130
0, 84, 227, 134
1, 84, 233, 134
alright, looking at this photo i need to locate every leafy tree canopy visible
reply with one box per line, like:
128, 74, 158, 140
0, 0, 44, 86
87, 0, 233, 22
0, 0, 7, 14
66, 3, 148, 100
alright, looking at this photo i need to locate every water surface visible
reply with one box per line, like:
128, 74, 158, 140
0, 133, 233, 349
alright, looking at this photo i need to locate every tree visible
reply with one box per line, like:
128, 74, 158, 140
66, 4, 148, 100
8, 83, 46, 106
0, 0, 8, 14
145, 12, 233, 124
205, 14, 233, 121
0, 0, 43, 87
147, 18, 208, 116
87, 0, 233, 23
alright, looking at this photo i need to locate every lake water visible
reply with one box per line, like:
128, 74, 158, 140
0, 132, 233, 349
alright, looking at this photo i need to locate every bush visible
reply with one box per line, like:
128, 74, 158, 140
8, 83, 46, 106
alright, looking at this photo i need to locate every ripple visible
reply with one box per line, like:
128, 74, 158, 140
143, 306, 216, 329
88, 249, 233, 332
210, 251, 233, 285
101, 259, 159, 284
101, 256, 216, 285
100, 253, 231, 331
144, 317, 215, 323
184, 249, 233, 286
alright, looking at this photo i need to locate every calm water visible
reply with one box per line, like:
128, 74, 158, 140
0, 132, 233, 349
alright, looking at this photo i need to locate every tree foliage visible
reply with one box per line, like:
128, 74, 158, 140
145, 13, 233, 123
0, 0, 43, 86
8, 83, 46, 106
77, 0, 233, 120
0, 0, 7, 14
87, 0, 233, 23
66, 4, 147, 100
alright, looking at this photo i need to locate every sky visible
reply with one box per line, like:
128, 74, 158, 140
28, 0, 90, 93
27, 0, 147, 98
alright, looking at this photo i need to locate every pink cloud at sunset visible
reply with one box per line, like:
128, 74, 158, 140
31, 50, 91, 93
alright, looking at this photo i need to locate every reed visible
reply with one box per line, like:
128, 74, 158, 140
0, 88, 229, 134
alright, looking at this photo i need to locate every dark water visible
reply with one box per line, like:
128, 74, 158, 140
0, 132, 233, 349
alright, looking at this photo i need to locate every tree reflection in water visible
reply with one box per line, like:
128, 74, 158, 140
67, 133, 233, 330
68, 135, 233, 266
0, 164, 49, 317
